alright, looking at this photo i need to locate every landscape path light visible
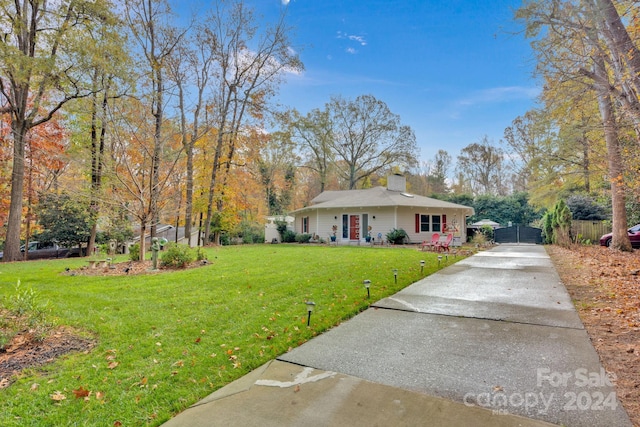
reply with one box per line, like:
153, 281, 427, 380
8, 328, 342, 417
363, 279, 371, 299
420, 260, 425, 274
393, 268, 398, 284
438, 255, 443, 267
305, 301, 316, 326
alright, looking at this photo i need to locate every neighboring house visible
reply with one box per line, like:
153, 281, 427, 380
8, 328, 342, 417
290, 175, 475, 245
128, 224, 200, 251
264, 216, 294, 243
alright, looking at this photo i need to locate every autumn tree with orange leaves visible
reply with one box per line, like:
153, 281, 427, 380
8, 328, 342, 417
0, 0, 116, 262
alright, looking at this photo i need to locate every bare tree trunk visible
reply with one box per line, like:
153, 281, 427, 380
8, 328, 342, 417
139, 221, 147, 260
594, 57, 631, 252
580, 133, 590, 193
4, 120, 27, 262
88, 71, 100, 257
596, 0, 640, 98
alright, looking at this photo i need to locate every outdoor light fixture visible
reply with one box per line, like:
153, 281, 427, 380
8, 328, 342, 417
420, 260, 425, 274
305, 301, 316, 326
363, 279, 371, 299
393, 269, 398, 284
438, 255, 443, 267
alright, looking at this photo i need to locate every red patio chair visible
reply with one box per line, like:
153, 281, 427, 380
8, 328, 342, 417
422, 233, 440, 251
437, 233, 453, 252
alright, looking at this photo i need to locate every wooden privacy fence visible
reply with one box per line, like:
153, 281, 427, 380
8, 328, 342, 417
572, 220, 610, 243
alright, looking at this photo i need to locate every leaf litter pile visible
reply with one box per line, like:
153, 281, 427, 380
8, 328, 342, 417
0, 326, 94, 389
548, 245, 640, 426
66, 259, 210, 276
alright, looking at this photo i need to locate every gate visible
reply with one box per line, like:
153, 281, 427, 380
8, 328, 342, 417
494, 226, 542, 244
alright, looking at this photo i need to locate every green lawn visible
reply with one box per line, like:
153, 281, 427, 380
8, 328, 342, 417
0, 244, 463, 426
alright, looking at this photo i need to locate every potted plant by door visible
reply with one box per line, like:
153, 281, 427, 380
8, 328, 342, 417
330, 225, 337, 242
365, 225, 372, 243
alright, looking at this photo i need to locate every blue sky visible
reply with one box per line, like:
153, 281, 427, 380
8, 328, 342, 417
181, 0, 540, 165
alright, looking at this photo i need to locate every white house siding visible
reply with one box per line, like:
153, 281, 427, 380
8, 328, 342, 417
297, 208, 398, 244
293, 206, 470, 245
366, 207, 396, 243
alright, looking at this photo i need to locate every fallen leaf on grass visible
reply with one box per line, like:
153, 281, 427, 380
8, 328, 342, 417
51, 391, 66, 402
73, 386, 90, 399
107, 361, 119, 369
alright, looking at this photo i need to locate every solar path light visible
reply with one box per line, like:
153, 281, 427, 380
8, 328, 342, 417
363, 280, 371, 299
305, 301, 316, 326
393, 269, 398, 284
420, 260, 425, 274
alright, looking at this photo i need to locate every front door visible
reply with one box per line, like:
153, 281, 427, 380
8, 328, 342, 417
349, 215, 360, 240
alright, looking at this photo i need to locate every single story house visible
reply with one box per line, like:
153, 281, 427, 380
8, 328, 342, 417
290, 175, 475, 245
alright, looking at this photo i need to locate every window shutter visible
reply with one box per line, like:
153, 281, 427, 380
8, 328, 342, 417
415, 213, 420, 233
443, 214, 447, 232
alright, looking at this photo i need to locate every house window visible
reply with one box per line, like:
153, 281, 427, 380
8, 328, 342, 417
416, 214, 444, 233
420, 214, 430, 232
362, 214, 369, 236
341, 214, 348, 239
302, 216, 309, 233
432, 215, 441, 232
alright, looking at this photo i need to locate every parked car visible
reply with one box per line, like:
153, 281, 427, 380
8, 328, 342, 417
599, 224, 640, 248
0, 241, 70, 260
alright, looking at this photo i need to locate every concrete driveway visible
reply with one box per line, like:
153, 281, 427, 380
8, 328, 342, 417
164, 244, 632, 427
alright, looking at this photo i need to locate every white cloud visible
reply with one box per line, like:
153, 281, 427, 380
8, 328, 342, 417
346, 47, 357, 54
348, 35, 366, 46
282, 0, 290, 5
337, 31, 367, 47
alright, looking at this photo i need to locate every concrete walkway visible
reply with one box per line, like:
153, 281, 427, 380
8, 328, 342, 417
163, 245, 632, 427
